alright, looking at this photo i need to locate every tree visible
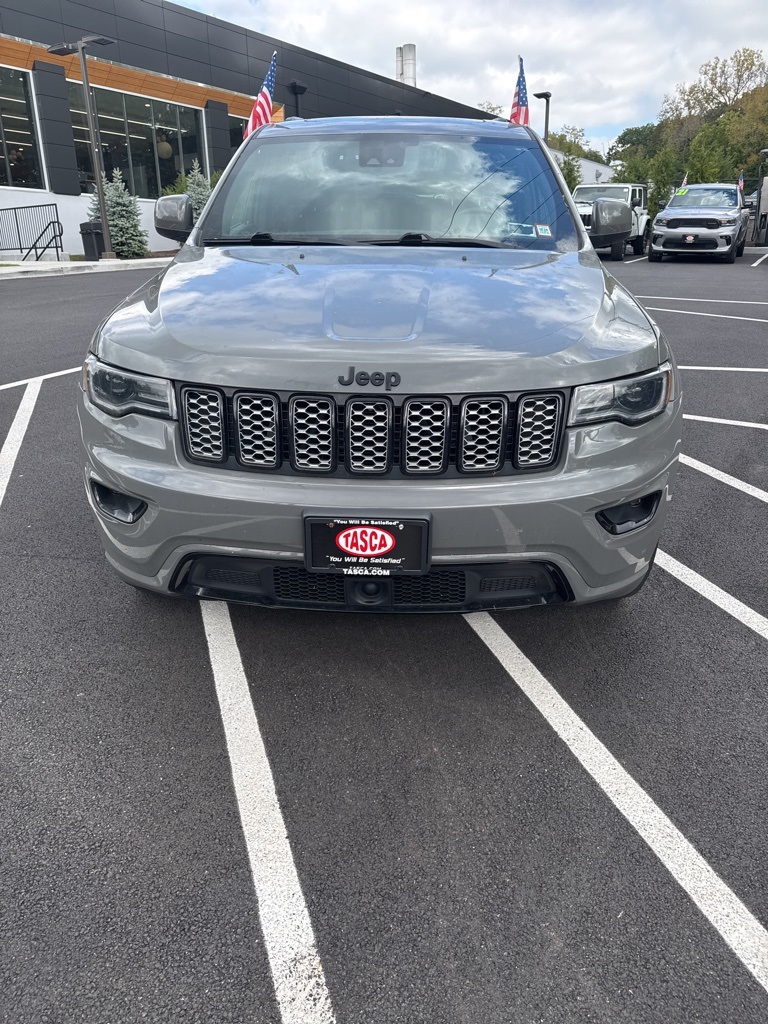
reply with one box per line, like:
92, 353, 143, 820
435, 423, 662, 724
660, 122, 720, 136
687, 117, 736, 183
88, 169, 149, 259
557, 152, 582, 192
646, 146, 683, 219
660, 47, 767, 119
185, 159, 212, 221
477, 100, 504, 117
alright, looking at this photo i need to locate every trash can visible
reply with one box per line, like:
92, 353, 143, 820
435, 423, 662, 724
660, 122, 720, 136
80, 221, 105, 261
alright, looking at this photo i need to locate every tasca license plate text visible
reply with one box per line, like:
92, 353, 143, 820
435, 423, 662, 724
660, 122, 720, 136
304, 517, 429, 575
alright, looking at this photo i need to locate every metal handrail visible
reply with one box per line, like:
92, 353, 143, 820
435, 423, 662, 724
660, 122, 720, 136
0, 202, 63, 261
22, 220, 64, 262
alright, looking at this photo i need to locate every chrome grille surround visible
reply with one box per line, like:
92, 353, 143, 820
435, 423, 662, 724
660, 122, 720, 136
181, 387, 225, 462
346, 398, 393, 473
516, 394, 563, 467
402, 398, 450, 473
234, 393, 280, 468
289, 396, 335, 472
459, 397, 507, 472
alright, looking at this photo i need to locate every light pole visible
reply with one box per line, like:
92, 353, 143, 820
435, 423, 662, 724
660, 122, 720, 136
533, 91, 551, 144
47, 35, 117, 259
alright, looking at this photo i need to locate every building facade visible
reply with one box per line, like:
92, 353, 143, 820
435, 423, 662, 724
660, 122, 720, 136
0, 0, 489, 255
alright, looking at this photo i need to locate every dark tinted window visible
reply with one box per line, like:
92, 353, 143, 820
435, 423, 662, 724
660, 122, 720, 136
201, 131, 578, 250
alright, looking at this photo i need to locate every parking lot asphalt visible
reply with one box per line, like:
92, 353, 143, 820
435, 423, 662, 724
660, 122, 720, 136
1, 253, 767, 1024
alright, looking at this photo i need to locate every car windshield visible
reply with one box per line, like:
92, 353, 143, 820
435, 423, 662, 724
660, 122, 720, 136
198, 130, 579, 251
668, 187, 738, 208
572, 185, 631, 203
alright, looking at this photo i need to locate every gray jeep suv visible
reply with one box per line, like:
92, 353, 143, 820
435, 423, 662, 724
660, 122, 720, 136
78, 117, 682, 612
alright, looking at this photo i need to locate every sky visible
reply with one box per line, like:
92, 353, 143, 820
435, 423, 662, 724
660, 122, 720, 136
181, 0, 768, 156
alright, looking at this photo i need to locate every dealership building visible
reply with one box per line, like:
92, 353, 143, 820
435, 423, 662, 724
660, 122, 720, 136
0, 0, 489, 255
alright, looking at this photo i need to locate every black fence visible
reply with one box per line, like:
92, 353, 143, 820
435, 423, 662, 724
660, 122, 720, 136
0, 203, 64, 261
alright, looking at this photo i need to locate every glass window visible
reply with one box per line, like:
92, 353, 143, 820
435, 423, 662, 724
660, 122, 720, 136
95, 88, 130, 185
0, 66, 43, 189
178, 106, 205, 175
67, 85, 205, 199
68, 81, 95, 193
152, 100, 182, 192
123, 94, 157, 199
200, 131, 579, 251
230, 116, 247, 157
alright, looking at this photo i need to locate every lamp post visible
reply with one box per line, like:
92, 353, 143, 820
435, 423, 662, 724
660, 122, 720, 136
290, 80, 307, 118
47, 35, 116, 259
533, 91, 551, 144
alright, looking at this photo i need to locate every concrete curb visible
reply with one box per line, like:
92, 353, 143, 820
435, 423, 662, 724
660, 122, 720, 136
0, 257, 173, 280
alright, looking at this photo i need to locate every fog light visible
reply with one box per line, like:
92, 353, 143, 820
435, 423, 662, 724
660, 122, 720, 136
596, 491, 661, 535
91, 481, 147, 524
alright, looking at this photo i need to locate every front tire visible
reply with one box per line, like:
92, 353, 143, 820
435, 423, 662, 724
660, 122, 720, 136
723, 245, 736, 264
610, 241, 625, 261
632, 225, 649, 255
648, 245, 662, 262
736, 238, 746, 257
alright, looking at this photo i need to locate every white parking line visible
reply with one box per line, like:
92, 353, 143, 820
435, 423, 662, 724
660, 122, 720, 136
680, 455, 768, 504
623, 256, 647, 264
656, 550, 768, 643
679, 365, 768, 373
465, 612, 768, 992
200, 601, 336, 1024
752, 253, 768, 267
684, 414, 768, 430
0, 378, 42, 510
0, 366, 80, 393
638, 296, 768, 305
645, 307, 768, 324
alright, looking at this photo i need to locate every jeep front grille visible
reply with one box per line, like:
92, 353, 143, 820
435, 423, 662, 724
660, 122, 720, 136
180, 389, 564, 476
235, 393, 279, 468
290, 397, 335, 471
181, 387, 225, 461
403, 398, 450, 473
516, 395, 563, 467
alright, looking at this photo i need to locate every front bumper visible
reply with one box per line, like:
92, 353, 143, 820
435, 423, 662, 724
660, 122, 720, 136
78, 391, 682, 609
650, 222, 742, 255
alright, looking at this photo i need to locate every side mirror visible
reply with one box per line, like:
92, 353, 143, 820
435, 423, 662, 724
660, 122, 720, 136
155, 194, 193, 242
631, 198, 640, 209
657, 200, 667, 210
591, 198, 632, 237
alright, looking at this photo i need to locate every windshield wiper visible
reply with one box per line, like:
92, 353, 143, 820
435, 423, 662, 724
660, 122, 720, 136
366, 232, 511, 248
201, 232, 352, 246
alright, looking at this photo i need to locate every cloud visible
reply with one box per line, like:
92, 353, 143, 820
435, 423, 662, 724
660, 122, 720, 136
184, 0, 768, 148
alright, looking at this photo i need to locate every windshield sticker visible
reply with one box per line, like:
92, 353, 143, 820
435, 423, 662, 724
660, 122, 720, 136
676, 188, 689, 195
535, 224, 553, 237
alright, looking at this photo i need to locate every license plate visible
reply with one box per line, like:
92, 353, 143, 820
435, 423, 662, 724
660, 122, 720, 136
304, 516, 430, 575
683, 234, 697, 243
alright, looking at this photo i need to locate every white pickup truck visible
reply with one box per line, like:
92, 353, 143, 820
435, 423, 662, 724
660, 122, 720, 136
572, 183, 650, 259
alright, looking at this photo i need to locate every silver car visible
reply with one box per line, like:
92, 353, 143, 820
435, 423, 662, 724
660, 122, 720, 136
649, 182, 749, 262
78, 117, 682, 612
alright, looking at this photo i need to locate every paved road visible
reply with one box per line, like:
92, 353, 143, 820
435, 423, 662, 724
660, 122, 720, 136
1, 253, 767, 1024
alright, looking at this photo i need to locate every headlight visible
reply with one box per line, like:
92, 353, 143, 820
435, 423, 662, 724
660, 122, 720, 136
655, 218, 668, 226
83, 355, 176, 419
719, 217, 737, 226
569, 363, 673, 427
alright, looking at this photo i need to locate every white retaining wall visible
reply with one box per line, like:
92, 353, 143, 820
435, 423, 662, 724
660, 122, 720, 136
0, 186, 180, 256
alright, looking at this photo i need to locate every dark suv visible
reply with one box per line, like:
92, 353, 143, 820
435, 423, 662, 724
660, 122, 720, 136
79, 117, 681, 612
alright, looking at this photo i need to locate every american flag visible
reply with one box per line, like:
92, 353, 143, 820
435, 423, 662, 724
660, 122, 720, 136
244, 51, 277, 139
681, 171, 688, 187
509, 56, 529, 126
738, 170, 744, 191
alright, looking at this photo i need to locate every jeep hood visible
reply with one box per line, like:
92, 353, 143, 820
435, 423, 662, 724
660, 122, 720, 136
96, 244, 661, 392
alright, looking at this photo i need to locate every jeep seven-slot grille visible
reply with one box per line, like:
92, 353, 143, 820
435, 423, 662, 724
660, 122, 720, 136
180, 387, 564, 476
